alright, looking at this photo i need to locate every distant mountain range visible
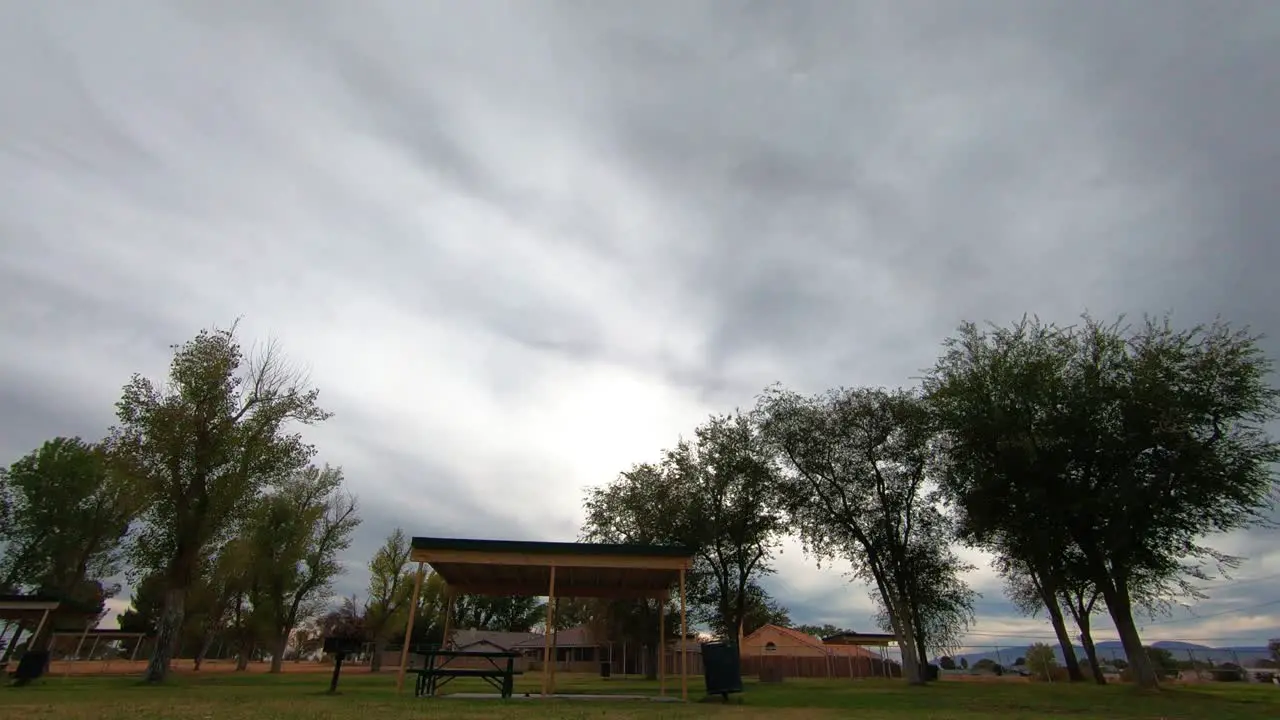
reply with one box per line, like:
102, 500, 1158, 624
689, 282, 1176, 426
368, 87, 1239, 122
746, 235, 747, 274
943, 641, 1273, 668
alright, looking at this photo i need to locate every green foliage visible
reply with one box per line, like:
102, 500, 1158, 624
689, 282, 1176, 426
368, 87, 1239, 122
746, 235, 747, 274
112, 324, 333, 681
0, 437, 138, 605
1269, 638, 1280, 664
581, 413, 787, 646
666, 413, 788, 639
939, 655, 956, 670
453, 595, 545, 633
1144, 646, 1180, 679
1026, 643, 1058, 680
756, 384, 974, 681
363, 528, 414, 645
242, 465, 360, 670
926, 314, 1280, 689
115, 326, 332, 584
791, 623, 853, 638
551, 598, 598, 631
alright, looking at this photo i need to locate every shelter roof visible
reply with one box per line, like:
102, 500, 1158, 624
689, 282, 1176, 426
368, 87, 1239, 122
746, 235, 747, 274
822, 631, 898, 646
0, 594, 63, 623
410, 537, 694, 599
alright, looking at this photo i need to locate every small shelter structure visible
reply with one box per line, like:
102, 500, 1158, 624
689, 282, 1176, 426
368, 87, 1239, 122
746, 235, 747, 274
0, 595, 61, 668
821, 631, 898, 647
395, 537, 695, 700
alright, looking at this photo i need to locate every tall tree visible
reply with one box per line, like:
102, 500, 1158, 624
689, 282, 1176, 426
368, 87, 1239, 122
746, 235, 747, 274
926, 315, 1280, 689
114, 325, 332, 682
581, 462, 687, 679
251, 465, 359, 672
665, 413, 787, 641
756, 385, 964, 685
551, 598, 600, 631
409, 571, 452, 647
188, 537, 255, 670
453, 595, 545, 633
875, 526, 978, 663
0, 437, 138, 602
364, 528, 414, 672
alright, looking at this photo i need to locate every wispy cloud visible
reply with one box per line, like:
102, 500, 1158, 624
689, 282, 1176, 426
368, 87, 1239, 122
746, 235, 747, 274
2, 0, 1277, 645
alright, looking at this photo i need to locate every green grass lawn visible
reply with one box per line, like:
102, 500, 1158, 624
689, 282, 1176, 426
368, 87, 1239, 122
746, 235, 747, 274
2, 671, 1279, 720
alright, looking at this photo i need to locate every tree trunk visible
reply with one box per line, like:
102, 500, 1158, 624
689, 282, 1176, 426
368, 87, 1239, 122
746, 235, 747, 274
910, 595, 930, 679
894, 617, 924, 685
370, 638, 386, 672
193, 632, 216, 671
143, 587, 185, 683
1077, 614, 1106, 685
878, 582, 924, 685
1100, 582, 1159, 689
1036, 578, 1084, 682
236, 643, 253, 671
269, 633, 286, 673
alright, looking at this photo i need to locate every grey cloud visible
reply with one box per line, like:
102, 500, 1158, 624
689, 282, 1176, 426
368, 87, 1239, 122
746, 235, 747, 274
2, 0, 1278, 642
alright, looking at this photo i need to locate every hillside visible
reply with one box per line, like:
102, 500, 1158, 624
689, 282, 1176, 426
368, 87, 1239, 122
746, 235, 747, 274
944, 641, 1273, 668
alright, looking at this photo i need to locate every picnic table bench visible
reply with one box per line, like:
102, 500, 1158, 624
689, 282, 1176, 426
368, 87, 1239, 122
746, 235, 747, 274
412, 647, 524, 698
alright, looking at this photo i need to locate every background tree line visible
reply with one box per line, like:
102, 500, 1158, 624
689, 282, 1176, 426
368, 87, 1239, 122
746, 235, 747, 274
575, 313, 1278, 690
3, 313, 1274, 692
0, 323, 362, 682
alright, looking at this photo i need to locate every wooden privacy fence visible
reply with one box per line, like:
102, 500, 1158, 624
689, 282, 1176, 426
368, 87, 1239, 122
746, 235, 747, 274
742, 653, 902, 679
526, 652, 705, 676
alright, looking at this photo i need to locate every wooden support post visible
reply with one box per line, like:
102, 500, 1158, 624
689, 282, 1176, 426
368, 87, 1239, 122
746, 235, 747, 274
658, 595, 666, 697
73, 620, 94, 661
439, 587, 455, 670
131, 635, 145, 661
679, 568, 688, 701
395, 562, 426, 694
542, 566, 557, 697
31, 608, 51, 650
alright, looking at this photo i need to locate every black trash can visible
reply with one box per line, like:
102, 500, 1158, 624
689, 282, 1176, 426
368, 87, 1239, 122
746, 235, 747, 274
600, 661, 611, 678
925, 664, 940, 682
700, 641, 743, 701
11, 651, 50, 686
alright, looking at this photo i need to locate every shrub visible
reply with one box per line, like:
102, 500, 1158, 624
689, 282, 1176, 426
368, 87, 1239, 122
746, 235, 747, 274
1026, 643, 1058, 681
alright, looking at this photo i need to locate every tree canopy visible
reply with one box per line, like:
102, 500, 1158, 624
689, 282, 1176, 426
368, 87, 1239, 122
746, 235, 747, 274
112, 324, 341, 681
6, 310, 1275, 692
756, 385, 974, 684
926, 315, 1280, 689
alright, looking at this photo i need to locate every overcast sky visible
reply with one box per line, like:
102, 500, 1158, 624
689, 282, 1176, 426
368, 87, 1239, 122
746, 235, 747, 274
2, 1, 1278, 653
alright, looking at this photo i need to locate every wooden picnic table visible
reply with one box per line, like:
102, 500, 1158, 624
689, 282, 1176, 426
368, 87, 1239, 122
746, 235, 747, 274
412, 647, 523, 698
